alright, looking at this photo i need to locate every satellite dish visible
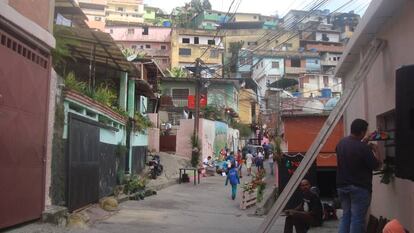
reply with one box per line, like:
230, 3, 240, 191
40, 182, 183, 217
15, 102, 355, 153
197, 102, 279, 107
127, 54, 137, 62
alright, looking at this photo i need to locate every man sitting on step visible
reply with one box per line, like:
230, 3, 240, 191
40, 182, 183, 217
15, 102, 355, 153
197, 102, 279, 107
283, 179, 323, 233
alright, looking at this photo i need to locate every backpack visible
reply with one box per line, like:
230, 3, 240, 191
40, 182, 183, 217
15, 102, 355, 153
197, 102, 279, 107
228, 168, 238, 185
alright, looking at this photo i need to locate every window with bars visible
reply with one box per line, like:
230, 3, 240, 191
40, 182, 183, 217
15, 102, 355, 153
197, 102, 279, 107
172, 89, 189, 99
210, 49, 219, 58
179, 48, 191, 56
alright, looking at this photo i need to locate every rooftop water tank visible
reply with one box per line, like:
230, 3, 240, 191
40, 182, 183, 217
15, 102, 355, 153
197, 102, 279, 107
321, 88, 332, 98
162, 21, 171, 27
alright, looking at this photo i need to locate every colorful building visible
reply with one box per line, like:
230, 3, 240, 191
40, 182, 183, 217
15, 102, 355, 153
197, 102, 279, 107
107, 25, 171, 71
191, 10, 229, 30
238, 89, 259, 125
282, 113, 344, 198
170, 28, 223, 78
106, 0, 144, 25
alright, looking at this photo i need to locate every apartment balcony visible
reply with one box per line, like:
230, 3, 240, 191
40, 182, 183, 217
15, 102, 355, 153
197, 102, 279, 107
305, 44, 344, 53
133, 48, 170, 57
285, 67, 306, 74
321, 60, 338, 66
172, 99, 188, 108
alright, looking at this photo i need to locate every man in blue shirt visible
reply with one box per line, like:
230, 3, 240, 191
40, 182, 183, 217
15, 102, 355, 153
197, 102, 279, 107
336, 119, 381, 233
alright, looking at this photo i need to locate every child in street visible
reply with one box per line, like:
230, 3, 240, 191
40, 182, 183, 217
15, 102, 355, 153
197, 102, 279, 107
225, 164, 240, 200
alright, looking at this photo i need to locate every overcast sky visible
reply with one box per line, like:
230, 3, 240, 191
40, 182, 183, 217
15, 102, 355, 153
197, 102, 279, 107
144, 0, 371, 16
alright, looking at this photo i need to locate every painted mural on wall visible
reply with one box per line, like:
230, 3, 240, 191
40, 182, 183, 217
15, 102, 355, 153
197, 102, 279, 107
213, 121, 228, 159
201, 119, 215, 161
227, 128, 240, 153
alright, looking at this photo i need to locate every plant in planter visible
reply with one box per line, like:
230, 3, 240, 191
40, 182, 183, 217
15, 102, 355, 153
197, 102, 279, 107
130, 112, 153, 133
92, 83, 117, 107
124, 175, 147, 194
252, 170, 266, 203
64, 72, 87, 93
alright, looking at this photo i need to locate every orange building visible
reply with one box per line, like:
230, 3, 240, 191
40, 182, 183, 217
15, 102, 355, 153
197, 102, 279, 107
282, 113, 344, 197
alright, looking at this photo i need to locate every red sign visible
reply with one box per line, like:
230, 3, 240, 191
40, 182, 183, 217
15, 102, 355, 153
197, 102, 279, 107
188, 95, 207, 109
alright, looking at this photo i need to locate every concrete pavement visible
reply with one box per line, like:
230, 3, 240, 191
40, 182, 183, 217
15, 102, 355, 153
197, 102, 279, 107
5, 161, 339, 233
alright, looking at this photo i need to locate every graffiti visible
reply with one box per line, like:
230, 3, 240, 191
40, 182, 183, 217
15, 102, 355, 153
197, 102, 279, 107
213, 121, 228, 159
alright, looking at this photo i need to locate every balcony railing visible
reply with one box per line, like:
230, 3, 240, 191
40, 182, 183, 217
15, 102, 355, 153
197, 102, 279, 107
172, 99, 188, 108
285, 67, 306, 74
321, 60, 338, 66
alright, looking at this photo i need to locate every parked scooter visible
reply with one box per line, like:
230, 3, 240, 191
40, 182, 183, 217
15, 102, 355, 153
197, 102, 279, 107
147, 154, 163, 179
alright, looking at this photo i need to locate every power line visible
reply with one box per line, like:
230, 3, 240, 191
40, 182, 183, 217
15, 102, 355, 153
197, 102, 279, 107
198, 0, 238, 59
213, 0, 335, 75
215, 0, 357, 76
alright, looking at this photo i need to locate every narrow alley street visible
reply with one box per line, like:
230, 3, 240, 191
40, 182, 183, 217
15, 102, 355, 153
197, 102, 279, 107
6, 163, 339, 233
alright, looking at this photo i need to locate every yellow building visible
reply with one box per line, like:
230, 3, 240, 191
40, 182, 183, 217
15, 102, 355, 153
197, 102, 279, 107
238, 89, 259, 125
106, 0, 144, 25
171, 28, 223, 78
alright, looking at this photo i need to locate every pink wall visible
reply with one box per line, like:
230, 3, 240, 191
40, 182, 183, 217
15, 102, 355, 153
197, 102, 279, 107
175, 119, 195, 159
148, 128, 160, 153
9, 0, 52, 31
343, 1, 414, 231
107, 26, 171, 42
147, 113, 158, 127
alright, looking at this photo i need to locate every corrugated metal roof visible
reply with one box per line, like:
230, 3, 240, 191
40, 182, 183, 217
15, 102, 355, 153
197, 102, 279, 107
54, 24, 138, 75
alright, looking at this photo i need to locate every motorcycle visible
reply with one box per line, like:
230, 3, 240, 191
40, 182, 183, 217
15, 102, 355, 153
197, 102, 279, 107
147, 154, 163, 179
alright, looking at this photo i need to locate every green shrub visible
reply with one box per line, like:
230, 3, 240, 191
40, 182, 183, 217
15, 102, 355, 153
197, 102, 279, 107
124, 175, 147, 194
132, 112, 153, 133
93, 84, 117, 107
64, 72, 86, 93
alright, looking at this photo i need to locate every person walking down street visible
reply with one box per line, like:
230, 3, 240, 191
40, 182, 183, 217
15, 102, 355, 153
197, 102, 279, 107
336, 119, 381, 233
246, 150, 253, 176
236, 149, 243, 178
256, 149, 265, 172
225, 164, 240, 200
283, 179, 323, 233
226, 151, 235, 169
220, 148, 227, 161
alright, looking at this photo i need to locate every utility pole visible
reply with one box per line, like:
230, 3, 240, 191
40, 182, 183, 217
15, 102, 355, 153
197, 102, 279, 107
194, 58, 202, 137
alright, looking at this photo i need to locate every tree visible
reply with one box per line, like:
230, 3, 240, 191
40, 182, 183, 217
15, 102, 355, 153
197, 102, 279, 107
228, 41, 244, 73
167, 67, 188, 78
202, 0, 212, 10
191, 0, 203, 13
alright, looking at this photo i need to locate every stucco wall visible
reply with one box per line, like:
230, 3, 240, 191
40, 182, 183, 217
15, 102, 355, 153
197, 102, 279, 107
175, 118, 238, 161
9, 0, 52, 31
175, 119, 194, 159
342, 2, 414, 231
148, 128, 159, 152
200, 119, 215, 161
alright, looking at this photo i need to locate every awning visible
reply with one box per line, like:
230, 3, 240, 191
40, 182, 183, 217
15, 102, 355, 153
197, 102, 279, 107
54, 24, 138, 76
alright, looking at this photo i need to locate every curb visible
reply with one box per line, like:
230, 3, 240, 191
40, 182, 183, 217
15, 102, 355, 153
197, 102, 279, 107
255, 187, 278, 216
